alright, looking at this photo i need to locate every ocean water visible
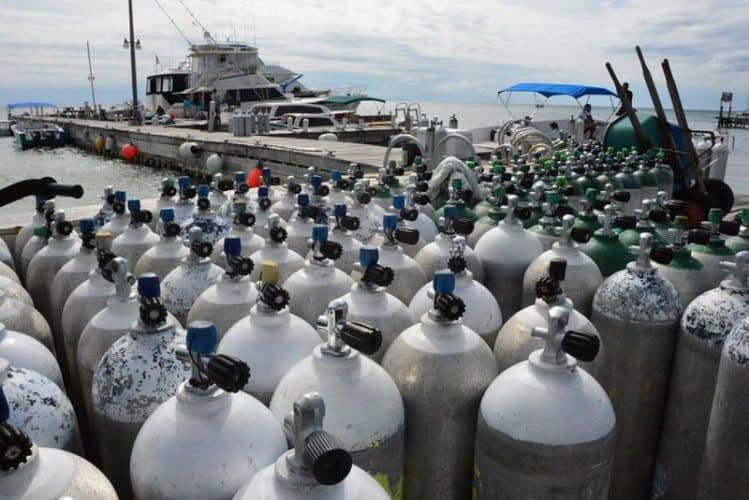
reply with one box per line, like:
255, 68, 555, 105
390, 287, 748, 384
1, 101, 746, 217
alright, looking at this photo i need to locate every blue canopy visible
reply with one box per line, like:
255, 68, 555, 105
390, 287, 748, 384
7, 102, 58, 110
498, 82, 617, 99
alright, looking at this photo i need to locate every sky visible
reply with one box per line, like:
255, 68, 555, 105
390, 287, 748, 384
1, 0, 748, 111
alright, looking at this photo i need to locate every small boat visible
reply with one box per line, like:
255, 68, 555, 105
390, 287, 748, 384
11, 122, 67, 149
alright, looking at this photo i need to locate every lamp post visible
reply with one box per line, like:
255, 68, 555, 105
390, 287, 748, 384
123, 0, 142, 125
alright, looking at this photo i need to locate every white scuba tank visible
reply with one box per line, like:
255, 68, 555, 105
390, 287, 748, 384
249, 214, 305, 284
111, 198, 159, 272
134, 207, 190, 280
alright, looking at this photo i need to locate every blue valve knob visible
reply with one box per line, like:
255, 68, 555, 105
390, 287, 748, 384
197, 184, 210, 198
127, 199, 141, 213
392, 195, 405, 210
312, 224, 328, 243
433, 270, 455, 295
297, 193, 310, 206
262, 167, 271, 178
114, 190, 126, 202
359, 246, 379, 267
160, 208, 175, 222
443, 205, 458, 220
186, 321, 218, 356
258, 186, 269, 197
383, 214, 398, 231
331, 170, 342, 182
224, 236, 242, 256
79, 219, 95, 234
310, 175, 323, 187
334, 204, 347, 217
178, 176, 190, 189
137, 273, 161, 299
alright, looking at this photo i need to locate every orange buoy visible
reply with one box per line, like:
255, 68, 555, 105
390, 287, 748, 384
247, 165, 263, 188
121, 142, 138, 162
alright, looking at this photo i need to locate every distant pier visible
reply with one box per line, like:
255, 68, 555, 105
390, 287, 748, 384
717, 114, 749, 129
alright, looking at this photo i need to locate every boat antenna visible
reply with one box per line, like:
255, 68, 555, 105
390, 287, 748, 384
175, 0, 218, 46
86, 41, 97, 111
152, 0, 193, 47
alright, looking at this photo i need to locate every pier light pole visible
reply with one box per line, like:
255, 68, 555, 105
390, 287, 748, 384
123, 0, 142, 125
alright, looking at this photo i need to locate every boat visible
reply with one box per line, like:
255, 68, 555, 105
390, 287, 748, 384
10, 121, 67, 149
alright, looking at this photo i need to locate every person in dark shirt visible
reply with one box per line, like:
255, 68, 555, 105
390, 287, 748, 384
617, 82, 634, 115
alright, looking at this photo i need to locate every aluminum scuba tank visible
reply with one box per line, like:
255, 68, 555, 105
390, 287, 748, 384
653, 215, 713, 307
335, 246, 414, 362
93, 186, 115, 229
522, 214, 600, 317
152, 178, 176, 231
574, 187, 603, 233
617, 198, 669, 247
590, 233, 681, 500
474, 306, 615, 499
49, 219, 97, 342
327, 204, 362, 274
382, 271, 498, 500
253, 186, 289, 240
0, 324, 63, 387
400, 187, 438, 243
211, 200, 265, 265
634, 159, 659, 202
271, 176, 303, 222
652, 150, 674, 199
689, 208, 741, 286
0, 274, 30, 306
528, 194, 569, 251
613, 157, 643, 214
0, 358, 80, 452
285, 193, 318, 257
100, 190, 130, 238
409, 236, 502, 346
495, 258, 603, 379
173, 176, 197, 226
209, 173, 230, 214
162, 227, 223, 326
726, 208, 749, 253
652, 252, 749, 499
376, 214, 429, 305
415, 205, 484, 282
19, 201, 55, 282
91, 274, 191, 498
218, 262, 319, 404
187, 237, 258, 338
112, 199, 159, 272
578, 205, 636, 277
348, 180, 386, 242
467, 180, 505, 247
475, 194, 544, 318
182, 184, 230, 245
0, 237, 13, 275
130, 321, 286, 500
249, 166, 281, 204
327, 169, 354, 206
283, 224, 353, 328
0, 401, 117, 499
308, 174, 330, 211
372, 168, 395, 211
234, 392, 390, 500
0, 291, 53, 354
134, 207, 190, 280
434, 179, 479, 228
249, 214, 305, 284
270, 301, 405, 498
698, 315, 749, 499
13, 195, 45, 272
26, 210, 80, 326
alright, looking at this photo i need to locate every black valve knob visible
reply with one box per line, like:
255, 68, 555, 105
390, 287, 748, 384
265, 175, 281, 186
391, 166, 405, 176
339, 215, 360, 231
205, 354, 250, 393
414, 181, 429, 193
501, 172, 513, 182
519, 176, 534, 189
97, 248, 116, 270
555, 205, 575, 217
163, 185, 178, 197
366, 186, 378, 197
514, 206, 532, 220
356, 191, 371, 205
649, 209, 668, 224
217, 179, 234, 192
561, 331, 600, 362
336, 179, 350, 190
720, 220, 741, 236
420, 171, 433, 182
665, 200, 686, 217
235, 184, 249, 195
400, 208, 418, 222
270, 225, 288, 243
614, 215, 637, 230
383, 174, 397, 187
456, 189, 473, 203
412, 193, 430, 206
435, 293, 465, 321
139, 298, 168, 327
82, 232, 96, 250
288, 182, 302, 194
300, 205, 320, 220
106, 193, 116, 205
236, 212, 256, 227
452, 218, 474, 236
570, 227, 591, 244
479, 173, 494, 183
113, 201, 126, 215
258, 197, 272, 211
688, 228, 710, 245
227, 255, 254, 276
315, 185, 330, 197
191, 239, 213, 258
320, 240, 343, 260
304, 430, 352, 486
0, 423, 33, 472
394, 227, 420, 245
351, 170, 365, 179
134, 210, 153, 225
503, 183, 517, 195
184, 186, 197, 199
340, 321, 383, 355
447, 255, 467, 274
592, 199, 608, 211
548, 258, 567, 281
560, 185, 576, 197
612, 190, 631, 203
260, 283, 290, 311
164, 221, 182, 238
197, 198, 211, 211
650, 246, 674, 265
362, 264, 394, 287
56, 220, 73, 236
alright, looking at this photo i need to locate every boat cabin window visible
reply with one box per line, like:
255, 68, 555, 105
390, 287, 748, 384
305, 116, 335, 127
237, 87, 285, 102
273, 105, 325, 117
161, 77, 173, 93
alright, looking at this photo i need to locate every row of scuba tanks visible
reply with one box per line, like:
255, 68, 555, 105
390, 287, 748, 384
1, 138, 749, 500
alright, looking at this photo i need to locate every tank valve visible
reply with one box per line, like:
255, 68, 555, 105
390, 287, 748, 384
257, 187, 272, 210
112, 190, 127, 214
181, 321, 250, 393
531, 306, 600, 364
160, 208, 182, 238
431, 271, 466, 321
138, 273, 167, 327
79, 219, 96, 249
317, 300, 383, 356
353, 247, 394, 288
447, 236, 468, 275
333, 204, 360, 232
223, 237, 253, 277
189, 228, 213, 259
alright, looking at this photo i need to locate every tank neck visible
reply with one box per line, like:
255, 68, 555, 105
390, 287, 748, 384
176, 379, 229, 408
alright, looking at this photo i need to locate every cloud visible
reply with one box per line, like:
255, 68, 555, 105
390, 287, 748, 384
1, 0, 747, 110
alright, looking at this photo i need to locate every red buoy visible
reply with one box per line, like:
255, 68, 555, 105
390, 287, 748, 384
121, 143, 138, 162
247, 165, 263, 188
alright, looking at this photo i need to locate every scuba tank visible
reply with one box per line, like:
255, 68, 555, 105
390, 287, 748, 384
473, 173, 502, 219
48, 218, 97, 340
523, 181, 545, 229
617, 198, 669, 247
495, 258, 603, 379
0, 291, 53, 354
415, 205, 484, 282
474, 306, 615, 499
182, 184, 230, 245
0, 358, 80, 452
211, 200, 264, 265
0, 324, 62, 388
652, 150, 674, 198
699, 315, 749, 499
467, 180, 505, 248
283, 224, 353, 328
308, 173, 330, 211
218, 262, 319, 404
93, 186, 115, 229
528, 193, 569, 251
376, 214, 429, 306
270, 301, 405, 498
162, 227, 223, 326
285, 193, 318, 257
371, 168, 395, 211
100, 190, 130, 238
134, 207, 190, 280
0, 396, 117, 499
234, 392, 390, 500
19, 200, 55, 282
153, 178, 176, 231
91, 274, 191, 498
334, 246, 414, 362
26, 210, 80, 325
130, 321, 286, 500
327, 203, 362, 274
12, 195, 46, 272
653, 215, 712, 307
590, 233, 681, 500
112, 199, 159, 272
522, 214, 600, 317
578, 205, 636, 277
382, 271, 498, 500
249, 213, 305, 284
253, 186, 289, 240
348, 180, 386, 242
0, 275, 29, 306
0, 238, 13, 275
409, 236, 502, 346
434, 179, 479, 228
635, 158, 659, 202
689, 208, 741, 286
653, 252, 749, 500
613, 157, 643, 214
271, 176, 303, 222
327, 169, 354, 206
726, 208, 749, 253
475, 194, 544, 318
573, 187, 603, 233
209, 173, 230, 213
173, 175, 197, 226
400, 187, 438, 243
187, 236, 257, 338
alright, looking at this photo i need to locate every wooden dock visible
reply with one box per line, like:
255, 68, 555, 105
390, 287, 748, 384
717, 114, 749, 129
